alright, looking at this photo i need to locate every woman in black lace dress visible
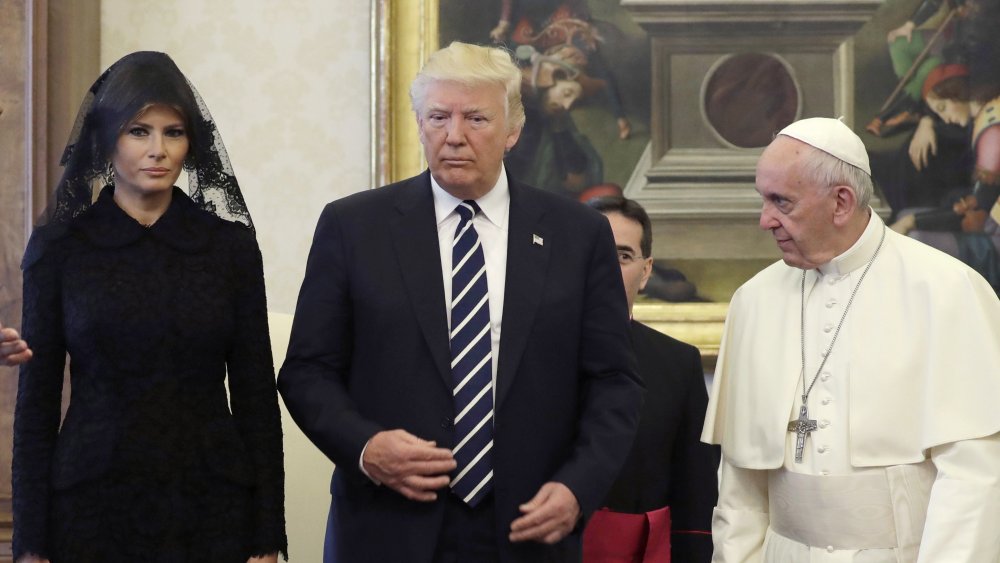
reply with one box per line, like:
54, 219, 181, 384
12, 52, 287, 563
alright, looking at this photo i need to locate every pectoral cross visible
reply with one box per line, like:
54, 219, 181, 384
787, 404, 817, 463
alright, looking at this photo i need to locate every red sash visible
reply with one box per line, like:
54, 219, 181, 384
582, 506, 671, 563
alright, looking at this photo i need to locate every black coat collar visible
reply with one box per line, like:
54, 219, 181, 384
73, 185, 221, 252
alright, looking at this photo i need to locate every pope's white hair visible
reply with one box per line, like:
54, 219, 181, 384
790, 139, 874, 209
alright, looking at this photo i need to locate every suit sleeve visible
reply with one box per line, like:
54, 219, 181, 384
226, 230, 288, 558
670, 346, 719, 563
712, 457, 769, 562
12, 236, 66, 561
916, 432, 1000, 562
551, 216, 645, 516
278, 204, 382, 476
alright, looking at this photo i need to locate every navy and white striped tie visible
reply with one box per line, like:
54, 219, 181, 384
448, 200, 494, 507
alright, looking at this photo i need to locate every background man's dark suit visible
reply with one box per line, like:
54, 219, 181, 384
278, 171, 643, 562
599, 320, 719, 562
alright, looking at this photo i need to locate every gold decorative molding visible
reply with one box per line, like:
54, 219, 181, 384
371, 0, 438, 188
633, 301, 727, 367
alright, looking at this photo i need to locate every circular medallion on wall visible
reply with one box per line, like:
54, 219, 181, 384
701, 53, 801, 149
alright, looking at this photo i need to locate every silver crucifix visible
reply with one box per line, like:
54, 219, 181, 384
787, 404, 818, 463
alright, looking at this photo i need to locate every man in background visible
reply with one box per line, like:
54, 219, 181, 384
584, 196, 718, 562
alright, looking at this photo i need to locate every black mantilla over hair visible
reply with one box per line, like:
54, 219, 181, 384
28, 51, 253, 269
84, 53, 202, 171
585, 195, 653, 258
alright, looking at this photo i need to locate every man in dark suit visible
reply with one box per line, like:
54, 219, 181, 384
583, 196, 719, 563
278, 42, 644, 562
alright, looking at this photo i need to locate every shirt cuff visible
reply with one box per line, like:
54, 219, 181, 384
359, 439, 382, 485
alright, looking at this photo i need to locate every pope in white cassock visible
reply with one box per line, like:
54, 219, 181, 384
703, 117, 1000, 562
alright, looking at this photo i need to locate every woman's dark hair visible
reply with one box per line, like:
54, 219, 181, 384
68, 51, 208, 177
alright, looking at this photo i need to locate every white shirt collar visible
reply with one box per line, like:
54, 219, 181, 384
431, 164, 510, 229
818, 208, 883, 276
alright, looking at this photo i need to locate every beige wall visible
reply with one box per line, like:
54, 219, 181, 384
101, 0, 373, 314
269, 312, 332, 562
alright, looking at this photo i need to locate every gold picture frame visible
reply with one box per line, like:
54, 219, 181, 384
370, 0, 727, 366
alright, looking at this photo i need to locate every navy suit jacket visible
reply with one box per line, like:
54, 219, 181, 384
278, 171, 643, 562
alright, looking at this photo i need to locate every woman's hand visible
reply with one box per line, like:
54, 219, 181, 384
1, 322, 32, 366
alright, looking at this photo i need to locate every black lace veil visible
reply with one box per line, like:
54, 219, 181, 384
38, 51, 253, 234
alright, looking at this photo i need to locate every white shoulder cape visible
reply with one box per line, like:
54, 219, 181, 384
702, 219, 1000, 468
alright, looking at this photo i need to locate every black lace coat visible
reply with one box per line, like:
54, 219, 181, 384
13, 187, 287, 562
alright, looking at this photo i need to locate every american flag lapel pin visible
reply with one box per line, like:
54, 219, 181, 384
532, 234, 544, 246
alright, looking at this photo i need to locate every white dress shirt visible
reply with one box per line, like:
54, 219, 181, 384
430, 168, 509, 389
359, 167, 510, 479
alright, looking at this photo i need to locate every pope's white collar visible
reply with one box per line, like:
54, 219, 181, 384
818, 209, 882, 277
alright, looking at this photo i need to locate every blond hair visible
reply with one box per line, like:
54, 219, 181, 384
409, 41, 525, 131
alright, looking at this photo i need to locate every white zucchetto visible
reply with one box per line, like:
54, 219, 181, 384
778, 117, 871, 176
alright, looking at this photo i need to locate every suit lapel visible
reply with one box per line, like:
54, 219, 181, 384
389, 171, 452, 389
496, 180, 550, 409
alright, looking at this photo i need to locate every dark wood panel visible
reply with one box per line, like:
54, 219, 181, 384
43, 0, 100, 216
0, 0, 99, 556
0, 0, 32, 555
0, 0, 31, 503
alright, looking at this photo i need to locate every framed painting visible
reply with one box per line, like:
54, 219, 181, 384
858, 0, 1000, 296
370, 0, 972, 362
